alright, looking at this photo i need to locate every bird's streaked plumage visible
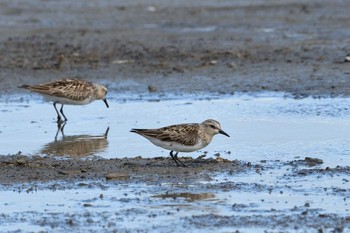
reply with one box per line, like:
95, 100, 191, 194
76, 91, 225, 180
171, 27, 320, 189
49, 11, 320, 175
131, 119, 230, 167
19, 78, 109, 122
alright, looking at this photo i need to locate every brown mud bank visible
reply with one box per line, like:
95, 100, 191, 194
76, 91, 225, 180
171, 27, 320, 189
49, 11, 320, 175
0, 154, 349, 187
0, 154, 244, 185
0, 0, 350, 97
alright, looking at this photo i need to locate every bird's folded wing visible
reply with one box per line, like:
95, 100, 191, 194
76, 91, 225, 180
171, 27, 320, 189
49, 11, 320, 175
135, 125, 199, 146
23, 79, 93, 101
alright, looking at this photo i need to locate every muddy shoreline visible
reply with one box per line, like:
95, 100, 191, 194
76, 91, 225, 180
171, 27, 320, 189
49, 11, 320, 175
1, 155, 349, 231
0, 0, 350, 97
1, 154, 349, 188
0, 154, 244, 185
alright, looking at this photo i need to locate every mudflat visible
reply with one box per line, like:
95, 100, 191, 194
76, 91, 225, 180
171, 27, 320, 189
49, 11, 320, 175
0, 0, 349, 97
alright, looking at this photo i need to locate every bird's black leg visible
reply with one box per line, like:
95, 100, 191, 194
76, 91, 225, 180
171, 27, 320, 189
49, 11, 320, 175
60, 104, 68, 121
174, 152, 187, 167
55, 121, 66, 141
104, 127, 110, 137
170, 151, 180, 166
53, 102, 62, 122
60, 121, 66, 135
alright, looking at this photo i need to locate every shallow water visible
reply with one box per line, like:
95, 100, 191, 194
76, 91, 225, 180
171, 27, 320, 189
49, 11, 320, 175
1, 93, 350, 231
1, 93, 350, 167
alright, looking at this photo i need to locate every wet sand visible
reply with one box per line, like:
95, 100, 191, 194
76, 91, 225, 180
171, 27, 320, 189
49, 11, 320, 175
1, 0, 350, 231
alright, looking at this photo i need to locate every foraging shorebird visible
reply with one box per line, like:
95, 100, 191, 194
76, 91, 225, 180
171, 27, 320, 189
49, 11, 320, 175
131, 119, 230, 167
19, 78, 109, 122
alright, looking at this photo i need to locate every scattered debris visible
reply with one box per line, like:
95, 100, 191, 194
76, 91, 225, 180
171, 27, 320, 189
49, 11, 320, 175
196, 154, 206, 159
106, 172, 129, 180
344, 55, 350, 62
305, 157, 323, 166
111, 59, 135, 64
148, 85, 157, 92
215, 157, 229, 163
209, 60, 217, 65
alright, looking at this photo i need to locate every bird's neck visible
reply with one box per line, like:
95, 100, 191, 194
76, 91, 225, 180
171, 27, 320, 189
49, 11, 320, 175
199, 132, 214, 146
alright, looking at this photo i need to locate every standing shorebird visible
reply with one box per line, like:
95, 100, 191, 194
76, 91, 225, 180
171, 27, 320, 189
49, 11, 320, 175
19, 78, 109, 122
131, 119, 230, 167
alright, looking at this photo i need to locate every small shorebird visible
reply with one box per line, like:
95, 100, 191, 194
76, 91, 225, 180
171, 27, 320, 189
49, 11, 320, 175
131, 119, 230, 167
19, 78, 109, 122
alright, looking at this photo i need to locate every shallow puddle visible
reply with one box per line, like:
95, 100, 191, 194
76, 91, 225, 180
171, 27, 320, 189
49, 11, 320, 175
1, 93, 350, 167
1, 93, 350, 231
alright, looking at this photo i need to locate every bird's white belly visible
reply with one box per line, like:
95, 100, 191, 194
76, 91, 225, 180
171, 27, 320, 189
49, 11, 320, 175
146, 137, 206, 152
42, 95, 92, 105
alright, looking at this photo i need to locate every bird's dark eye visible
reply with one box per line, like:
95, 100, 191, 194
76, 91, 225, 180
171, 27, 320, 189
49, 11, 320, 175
210, 125, 216, 129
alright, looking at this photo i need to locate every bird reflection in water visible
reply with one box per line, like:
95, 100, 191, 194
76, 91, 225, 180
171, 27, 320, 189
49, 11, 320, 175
41, 122, 110, 157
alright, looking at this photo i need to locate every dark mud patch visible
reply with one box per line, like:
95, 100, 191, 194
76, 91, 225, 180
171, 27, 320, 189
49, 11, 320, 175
1, 155, 349, 188
0, 154, 244, 186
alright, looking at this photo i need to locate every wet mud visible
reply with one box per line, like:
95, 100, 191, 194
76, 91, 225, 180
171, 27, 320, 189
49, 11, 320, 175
0, 0, 350, 97
0, 154, 240, 185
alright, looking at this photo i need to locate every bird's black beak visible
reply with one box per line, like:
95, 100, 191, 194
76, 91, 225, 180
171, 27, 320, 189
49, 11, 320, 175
219, 129, 230, 137
103, 98, 109, 108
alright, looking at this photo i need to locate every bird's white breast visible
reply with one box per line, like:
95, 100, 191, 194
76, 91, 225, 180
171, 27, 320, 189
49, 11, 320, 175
145, 137, 207, 152
42, 94, 92, 105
